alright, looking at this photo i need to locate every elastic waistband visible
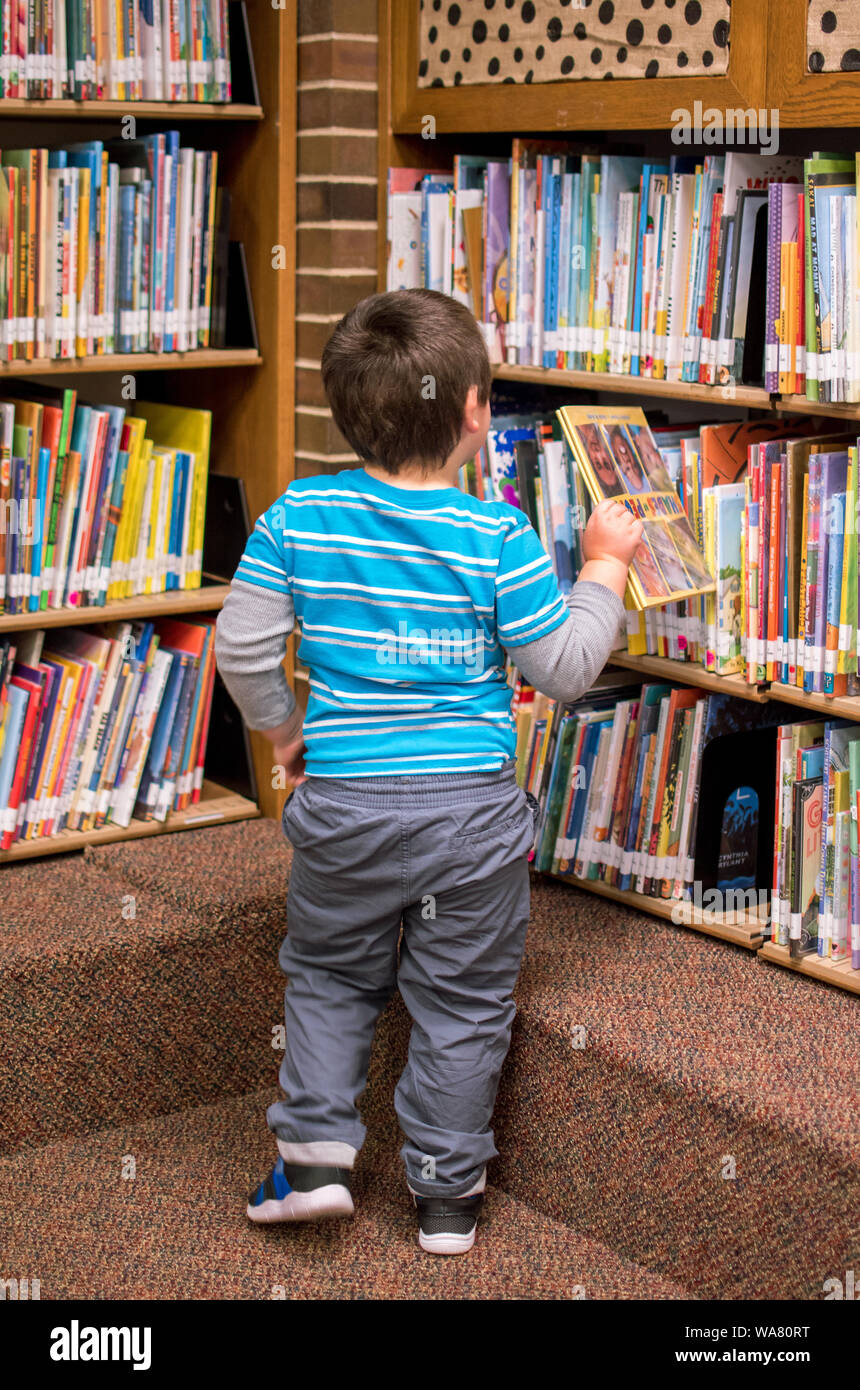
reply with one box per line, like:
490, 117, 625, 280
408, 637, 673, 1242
302, 758, 519, 807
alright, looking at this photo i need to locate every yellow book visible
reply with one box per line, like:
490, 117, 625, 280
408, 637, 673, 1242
31, 654, 82, 839
777, 241, 789, 393
75, 167, 90, 357
96, 151, 109, 353
143, 448, 164, 596
703, 491, 717, 671
116, 438, 149, 599
130, 439, 155, 597
624, 592, 647, 656
131, 402, 212, 587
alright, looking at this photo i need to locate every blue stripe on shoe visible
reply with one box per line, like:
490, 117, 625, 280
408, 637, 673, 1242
249, 1157, 293, 1207
272, 1157, 291, 1199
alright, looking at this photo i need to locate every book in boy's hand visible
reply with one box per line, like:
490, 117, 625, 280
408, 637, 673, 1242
557, 404, 715, 610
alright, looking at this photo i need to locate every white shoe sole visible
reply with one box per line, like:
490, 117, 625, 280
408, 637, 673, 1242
247, 1184, 354, 1224
418, 1228, 476, 1256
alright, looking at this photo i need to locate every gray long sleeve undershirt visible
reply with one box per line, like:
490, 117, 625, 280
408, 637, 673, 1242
213, 577, 626, 737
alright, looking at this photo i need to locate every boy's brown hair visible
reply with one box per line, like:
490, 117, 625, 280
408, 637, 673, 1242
320, 288, 492, 475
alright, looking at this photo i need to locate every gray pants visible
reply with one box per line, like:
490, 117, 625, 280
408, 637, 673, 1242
267, 759, 537, 1198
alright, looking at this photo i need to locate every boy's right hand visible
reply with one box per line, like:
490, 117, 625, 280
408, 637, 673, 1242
583, 498, 644, 568
273, 736, 307, 788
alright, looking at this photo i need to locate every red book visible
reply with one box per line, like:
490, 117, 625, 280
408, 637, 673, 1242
2, 670, 45, 849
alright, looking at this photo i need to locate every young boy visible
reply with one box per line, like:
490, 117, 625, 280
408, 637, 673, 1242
213, 288, 643, 1255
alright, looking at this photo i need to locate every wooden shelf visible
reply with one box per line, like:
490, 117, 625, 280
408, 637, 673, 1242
0, 99, 263, 120
758, 942, 860, 995
0, 779, 259, 864
609, 650, 770, 703
768, 683, 860, 722
0, 349, 261, 377
493, 364, 770, 411
778, 395, 860, 419
545, 872, 767, 950
0, 584, 230, 634
493, 365, 860, 419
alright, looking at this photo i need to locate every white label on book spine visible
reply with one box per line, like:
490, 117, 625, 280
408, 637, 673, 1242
839, 623, 852, 651
765, 344, 778, 373
779, 343, 790, 372
796, 346, 806, 375
789, 913, 802, 940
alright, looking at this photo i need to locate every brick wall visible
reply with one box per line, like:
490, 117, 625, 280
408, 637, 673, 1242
296, 0, 379, 478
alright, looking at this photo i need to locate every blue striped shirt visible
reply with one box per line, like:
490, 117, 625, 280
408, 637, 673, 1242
233, 467, 570, 777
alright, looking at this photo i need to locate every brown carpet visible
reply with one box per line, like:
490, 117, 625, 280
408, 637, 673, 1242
0, 819, 857, 1298
0, 1087, 689, 1300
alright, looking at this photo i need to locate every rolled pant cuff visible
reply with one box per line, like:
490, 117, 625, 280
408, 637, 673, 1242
407, 1165, 487, 1200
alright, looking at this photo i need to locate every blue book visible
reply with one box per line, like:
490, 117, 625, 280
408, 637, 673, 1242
0, 683, 29, 820
134, 648, 181, 818
824, 491, 846, 694
117, 183, 136, 352
87, 405, 125, 601
28, 446, 49, 612
566, 171, 581, 370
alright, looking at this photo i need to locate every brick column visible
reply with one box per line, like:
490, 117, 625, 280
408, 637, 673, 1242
296, 0, 379, 479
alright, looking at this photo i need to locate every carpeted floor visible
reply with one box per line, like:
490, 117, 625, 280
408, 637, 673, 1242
0, 819, 857, 1299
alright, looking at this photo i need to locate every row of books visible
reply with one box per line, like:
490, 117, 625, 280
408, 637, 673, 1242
516, 670, 742, 905
613, 414, 860, 695
774, 715, 860, 964
0, 135, 222, 360
387, 145, 860, 402
516, 667, 860, 968
0, 0, 232, 101
0, 392, 212, 615
464, 401, 717, 610
0, 614, 218, 848
470, 395, 860, 697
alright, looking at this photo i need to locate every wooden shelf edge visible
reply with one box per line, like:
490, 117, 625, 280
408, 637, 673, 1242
0, 584, 231, 633
609, 650, 770, 703
539, 869, 765, 950
493, 363, 770, 409
492, 364, 860, 419
0, 99, 264, 120
758, 942, 860, 996
768, 683, 860, 721
0, 349, 262, 377
0, 780, 260, 864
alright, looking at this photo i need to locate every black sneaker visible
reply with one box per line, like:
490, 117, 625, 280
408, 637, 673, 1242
413, 1192, 484, 1254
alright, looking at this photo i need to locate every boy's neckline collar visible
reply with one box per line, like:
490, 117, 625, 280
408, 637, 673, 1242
356, 466, 461, 503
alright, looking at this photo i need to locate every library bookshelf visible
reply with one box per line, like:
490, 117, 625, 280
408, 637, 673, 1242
0, 3, 296, 864
377, 0, 860, 992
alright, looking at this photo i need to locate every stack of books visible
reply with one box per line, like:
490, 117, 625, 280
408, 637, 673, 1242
0, 135, 222, 360
0, 613, 218, 847
0, 0, 232, 101
773, 715, 860, 966
516, 671, 766, 907
387, 145, 860, 401
0, 394, 211, 615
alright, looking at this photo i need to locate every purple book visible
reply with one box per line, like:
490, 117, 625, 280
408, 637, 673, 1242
483, 159, 510, 362
813, 451, 849, 693
765, 183, 782, 392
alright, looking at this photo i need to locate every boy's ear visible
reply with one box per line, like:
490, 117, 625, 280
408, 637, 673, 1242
463, 384, 482, 433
